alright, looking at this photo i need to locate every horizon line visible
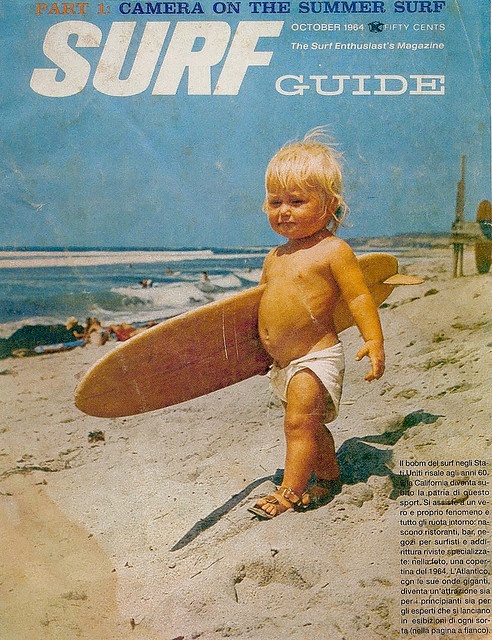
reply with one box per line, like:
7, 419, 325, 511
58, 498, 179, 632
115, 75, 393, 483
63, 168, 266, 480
0, 231, 452, 252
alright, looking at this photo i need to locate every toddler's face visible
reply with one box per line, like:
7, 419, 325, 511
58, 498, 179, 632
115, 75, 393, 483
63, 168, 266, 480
265, 186, 332, 240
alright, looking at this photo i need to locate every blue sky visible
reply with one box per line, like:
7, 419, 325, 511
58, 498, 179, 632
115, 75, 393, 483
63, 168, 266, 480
1, 1, 490, 247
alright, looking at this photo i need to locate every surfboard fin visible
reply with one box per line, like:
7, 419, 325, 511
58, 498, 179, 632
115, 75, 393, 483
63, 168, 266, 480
383, 274, 424, 285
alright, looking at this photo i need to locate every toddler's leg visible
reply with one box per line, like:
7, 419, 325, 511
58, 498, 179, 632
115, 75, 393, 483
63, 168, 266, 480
282, 369, 339, 494
250, 369, 339, 519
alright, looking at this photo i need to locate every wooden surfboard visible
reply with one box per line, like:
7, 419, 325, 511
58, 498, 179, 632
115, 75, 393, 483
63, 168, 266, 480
75, 253, 421, 418
475, 200, 492, 274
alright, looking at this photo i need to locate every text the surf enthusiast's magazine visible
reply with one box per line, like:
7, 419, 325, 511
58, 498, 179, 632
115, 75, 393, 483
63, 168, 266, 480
1, 1, 490, 638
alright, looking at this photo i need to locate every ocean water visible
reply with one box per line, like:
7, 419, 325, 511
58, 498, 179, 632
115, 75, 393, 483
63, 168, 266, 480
0, 248, 269, 338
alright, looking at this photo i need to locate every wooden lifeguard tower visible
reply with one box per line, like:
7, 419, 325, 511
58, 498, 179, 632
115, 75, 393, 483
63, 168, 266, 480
450, 155, 491, 277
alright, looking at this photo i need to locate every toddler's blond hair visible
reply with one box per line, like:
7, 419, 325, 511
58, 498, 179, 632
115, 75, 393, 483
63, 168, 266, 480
264, 127, 347, 233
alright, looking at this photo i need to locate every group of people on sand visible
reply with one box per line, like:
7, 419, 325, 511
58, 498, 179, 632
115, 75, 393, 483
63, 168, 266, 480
0, 315, 158, 360
105, 320, 157, 342
73, 316, 157, 345
0, 316, 87, 359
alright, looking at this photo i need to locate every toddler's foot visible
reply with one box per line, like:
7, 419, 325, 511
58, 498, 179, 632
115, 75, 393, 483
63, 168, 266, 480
301, 477, 342, 510
248, 486, 303, 520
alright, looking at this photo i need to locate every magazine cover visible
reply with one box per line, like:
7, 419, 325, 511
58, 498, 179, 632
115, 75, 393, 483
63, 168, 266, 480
1, 1, 490, 638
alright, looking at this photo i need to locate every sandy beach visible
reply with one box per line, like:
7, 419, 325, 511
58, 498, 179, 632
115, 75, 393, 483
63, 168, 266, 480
0, 247, 490, 640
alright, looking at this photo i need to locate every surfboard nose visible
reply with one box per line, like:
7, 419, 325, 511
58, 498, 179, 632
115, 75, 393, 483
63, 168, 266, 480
383, 274, 424, 285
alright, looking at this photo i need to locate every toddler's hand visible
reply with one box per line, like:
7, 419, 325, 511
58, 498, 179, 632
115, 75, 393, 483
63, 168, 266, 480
355, 340, 385, 381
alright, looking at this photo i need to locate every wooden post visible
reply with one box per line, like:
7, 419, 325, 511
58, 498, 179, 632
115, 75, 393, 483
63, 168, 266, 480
452, 242, 464, 277
452, 155, 466, 277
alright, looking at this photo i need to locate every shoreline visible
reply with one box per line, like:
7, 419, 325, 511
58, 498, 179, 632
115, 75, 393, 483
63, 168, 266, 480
0, 248, 489, 639
0, 245, 458, 361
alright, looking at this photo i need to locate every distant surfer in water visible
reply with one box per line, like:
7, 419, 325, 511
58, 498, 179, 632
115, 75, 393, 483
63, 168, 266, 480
248, 128, 385, 519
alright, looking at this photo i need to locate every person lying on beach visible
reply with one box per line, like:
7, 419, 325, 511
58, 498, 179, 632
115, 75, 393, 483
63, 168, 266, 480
107, 321, 157, 342
107, 322, 137, 342
0, 317, 86, 359
248, 128, 385, 520
84, 317, 109, 345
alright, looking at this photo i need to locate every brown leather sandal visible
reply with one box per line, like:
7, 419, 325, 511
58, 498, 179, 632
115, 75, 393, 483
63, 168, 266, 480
248, 486, 303, 520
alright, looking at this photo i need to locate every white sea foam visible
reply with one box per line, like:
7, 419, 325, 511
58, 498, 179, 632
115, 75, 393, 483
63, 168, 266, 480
0, 250, 215, 269
0, 250, 268, 269
0, 249, 268, 332
112, 281, 212, 308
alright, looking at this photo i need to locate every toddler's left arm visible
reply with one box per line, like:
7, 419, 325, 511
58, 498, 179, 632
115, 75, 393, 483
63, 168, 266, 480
329, 242, 385, 381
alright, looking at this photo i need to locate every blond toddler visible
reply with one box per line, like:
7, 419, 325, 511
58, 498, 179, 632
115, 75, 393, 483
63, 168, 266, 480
248, 129, 385, 519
